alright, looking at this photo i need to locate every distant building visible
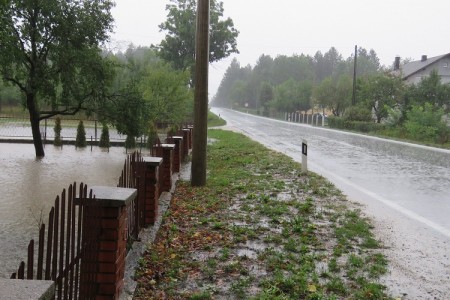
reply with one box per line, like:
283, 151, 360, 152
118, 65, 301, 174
393, 53, 450, 85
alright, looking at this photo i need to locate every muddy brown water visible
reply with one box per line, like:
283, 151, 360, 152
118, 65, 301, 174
0, 143, 127, 278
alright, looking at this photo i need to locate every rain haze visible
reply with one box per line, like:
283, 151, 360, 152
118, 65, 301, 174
110, 0, 450, 98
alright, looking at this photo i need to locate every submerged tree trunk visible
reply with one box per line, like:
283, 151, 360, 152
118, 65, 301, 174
27, 93, 45, 157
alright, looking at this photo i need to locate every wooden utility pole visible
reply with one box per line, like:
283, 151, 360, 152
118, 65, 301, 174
191, 0, 210, 186
352, 45, 357, 106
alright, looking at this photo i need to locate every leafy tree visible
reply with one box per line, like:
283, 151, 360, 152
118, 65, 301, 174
272, 79, 312, 112
313, 47, 343, 82
0, 0, 115, 157
258, 81, 274, 112
354, 47, 381, 77
230, 80, 248, 108
0, 81, 21, 111
359, 74, 405, 123
106, 82, 148, 140
314, 76, 351, 116
404, 103, 449, 143
211, 58, 249, 107
344, 105, 372, 122
408, 70, 450, 110
104, 48, 193, 142
138, 63, 193, 125
245, 55, 274, 107
335, 75, 353, 113
158, 0, 239, 83
271, 55, 314, 86
146, 121, 158, 150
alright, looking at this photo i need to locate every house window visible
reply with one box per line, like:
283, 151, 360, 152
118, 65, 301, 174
444, 62, 449, 68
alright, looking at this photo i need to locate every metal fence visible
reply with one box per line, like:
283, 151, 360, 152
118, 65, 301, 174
0, 116, 127, 142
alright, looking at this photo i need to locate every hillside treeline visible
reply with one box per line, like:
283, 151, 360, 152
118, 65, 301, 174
212, 47, 450, 145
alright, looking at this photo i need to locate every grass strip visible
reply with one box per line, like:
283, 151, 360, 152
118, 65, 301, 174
134, 129, 393, 300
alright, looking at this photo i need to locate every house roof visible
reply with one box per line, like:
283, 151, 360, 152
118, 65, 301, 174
401, 53, 450, 79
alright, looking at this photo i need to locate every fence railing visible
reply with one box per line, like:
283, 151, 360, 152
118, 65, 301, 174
0, 116, 127, 142
118, 151, 144, 242
286, 112, 328, 126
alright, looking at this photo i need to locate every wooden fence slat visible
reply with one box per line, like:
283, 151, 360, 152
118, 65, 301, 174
45, 207, 55, 280
58, 189, 66, 300
74, 184, 83, 300
18, 261, 25, 279
27, 239, 34, 279
69, 184, 76, 300
37, 224, 45, 280
52, 196, 59, 281
64, 185, 72, 300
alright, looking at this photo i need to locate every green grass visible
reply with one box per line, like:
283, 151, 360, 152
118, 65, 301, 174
134, 129, 394, 299
207, 110, 226, 127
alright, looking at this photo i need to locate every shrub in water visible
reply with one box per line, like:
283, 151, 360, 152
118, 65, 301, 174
75, 120, 87, 148
99, 123, 110, 148
125, 135, 136, 149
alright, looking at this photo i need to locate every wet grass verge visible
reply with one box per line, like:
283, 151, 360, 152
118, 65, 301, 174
134, 129, 393, 299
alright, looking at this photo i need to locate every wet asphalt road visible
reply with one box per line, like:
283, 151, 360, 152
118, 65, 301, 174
212, 107, 450, 298
212, 108, 450, 237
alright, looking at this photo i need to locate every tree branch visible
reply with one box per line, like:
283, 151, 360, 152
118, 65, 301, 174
4, 76, 27, 93
39, 104, 85, 120
11, 26, 32, 66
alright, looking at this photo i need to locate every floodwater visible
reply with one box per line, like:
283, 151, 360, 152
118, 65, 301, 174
0, 143, 127, 278
213, 107, 450, 298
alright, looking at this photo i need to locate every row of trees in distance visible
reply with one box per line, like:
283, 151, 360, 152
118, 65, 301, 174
211, 47, 450, 144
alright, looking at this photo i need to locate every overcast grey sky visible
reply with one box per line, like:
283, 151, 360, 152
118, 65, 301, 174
110, 0, 450, 98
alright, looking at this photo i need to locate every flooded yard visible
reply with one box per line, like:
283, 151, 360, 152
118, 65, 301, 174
0, 143, 127, 277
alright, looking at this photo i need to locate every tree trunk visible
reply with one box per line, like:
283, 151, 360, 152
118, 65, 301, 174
27, 93, 45, 157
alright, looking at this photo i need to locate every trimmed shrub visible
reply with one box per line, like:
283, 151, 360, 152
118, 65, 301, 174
75, 120, 87, 148
99, 123, 110, 148
328, 116, 386, 133
125, 135, 136, 149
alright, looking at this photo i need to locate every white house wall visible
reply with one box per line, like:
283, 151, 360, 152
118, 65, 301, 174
405, 57, 450, 85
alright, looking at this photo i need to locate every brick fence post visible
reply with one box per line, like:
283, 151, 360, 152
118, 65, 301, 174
136, 157, 163, 226
187, 125, 193, 149
79, 186, 137, 299
181, 129, 190, 156
166, 136, 183, 172
152, 144, 175, 195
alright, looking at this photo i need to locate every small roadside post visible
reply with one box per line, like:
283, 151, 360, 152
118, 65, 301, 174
302, 140, 308, 173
